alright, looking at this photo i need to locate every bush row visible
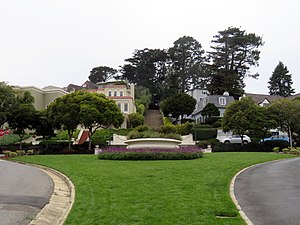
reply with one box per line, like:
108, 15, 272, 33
212, 140, 289, 152
98, 151, 203, 160
191, 128, 217, 140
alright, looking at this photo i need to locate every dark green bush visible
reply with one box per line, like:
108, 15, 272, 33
98, 151, 203, 160
197, 140, 211, 148
205, 117, 220, 125
194, 124, 213, 128
134, 125, 149, 132
128, 113, 144, 128
212, 142, 273, 152
191, 128, 217, 141
263, 140, 289, 150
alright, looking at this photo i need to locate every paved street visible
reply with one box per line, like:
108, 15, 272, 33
235, 157, 300, 225
0, 160, 53, 225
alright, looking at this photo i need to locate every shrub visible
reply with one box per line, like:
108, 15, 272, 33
207, 138, 220, 146
212, 142, 273, 152
197, 140, 211, 148
98, 151, 203, 160
134, 125, 149, 132
27, 150, 35, 155
126, 130, 182, 140
160, 124, 177, 134
191, 128, 217, 141
16, 150, 26, 156
9, 152, 18, 157
264, 140, 289, 150
128, 113, 144, 128
272, 147, 280, 153
136, 103, 145, 115
205, 117, 220, 125
3, 150, 11, 157
176, 123, 193, 135
163, 117, 173, 125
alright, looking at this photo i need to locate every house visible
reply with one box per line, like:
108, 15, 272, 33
13, 85, 68, 110
244, 93, 300, 107
187, 89, 234, 123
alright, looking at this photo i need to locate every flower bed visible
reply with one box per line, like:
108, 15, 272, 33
98, 146, 203, 160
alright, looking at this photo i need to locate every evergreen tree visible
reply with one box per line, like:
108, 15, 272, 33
268, 61, 295, 97
207, 27, 263, 99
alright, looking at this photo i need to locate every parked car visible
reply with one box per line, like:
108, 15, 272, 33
221, 135, 251, 144
260, 135, 289, 143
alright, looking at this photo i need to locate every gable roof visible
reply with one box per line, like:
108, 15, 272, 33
244, 93, 283, 104
245, 93, 300, 104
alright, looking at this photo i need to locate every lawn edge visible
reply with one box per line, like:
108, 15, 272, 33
13, 161, 75, 225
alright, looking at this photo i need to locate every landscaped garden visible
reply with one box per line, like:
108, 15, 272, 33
12, 152, 295, 225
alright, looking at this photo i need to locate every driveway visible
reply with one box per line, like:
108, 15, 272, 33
0, 160, 54, 225
234, 157, 300, 225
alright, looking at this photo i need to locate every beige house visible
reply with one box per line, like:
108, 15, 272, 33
13, 85, 68, 110
86, 82, 136, 128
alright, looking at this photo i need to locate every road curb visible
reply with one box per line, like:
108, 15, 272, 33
230, 166, 254, 225
13, 162, 75, 225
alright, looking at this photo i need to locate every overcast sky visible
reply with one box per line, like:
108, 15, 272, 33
1, 0, 299, 94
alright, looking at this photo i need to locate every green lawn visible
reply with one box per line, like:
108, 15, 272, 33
12, 153, 295, 225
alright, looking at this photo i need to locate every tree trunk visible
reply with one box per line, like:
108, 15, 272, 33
288, 126, 293, 148
68, 130, 72, 151
19, 134, 24, 150
88, 129, 93, 151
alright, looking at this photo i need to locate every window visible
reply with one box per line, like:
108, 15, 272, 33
219, 97, 226, 106
114, 91, 117, 96
120, 91, 123, 96
117, 103, 121, 110
108, 91, 111, 97
124, 103, 128, 112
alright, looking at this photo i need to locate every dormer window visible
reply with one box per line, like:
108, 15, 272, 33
219, 97, 226, 106
114, 91, 117, 96
108, 91, 112, 97
120, 91, 123, 96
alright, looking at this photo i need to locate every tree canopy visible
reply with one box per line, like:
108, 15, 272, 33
268, 61, 295, 97
168, 36, 207, 93
89, 66, 117, 84
201, 103, 220, 118
160, 93, 196, 123
47, 91, 124, 150
0, 82, 16, 128
207, 27, 263, 98
7, 91, 37, 149
222, 97, 258, 145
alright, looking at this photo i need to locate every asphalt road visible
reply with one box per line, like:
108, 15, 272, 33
0, 160, 53, 225
235, 157, 300, 225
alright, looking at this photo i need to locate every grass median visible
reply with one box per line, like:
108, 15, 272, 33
12, 152, 294, 225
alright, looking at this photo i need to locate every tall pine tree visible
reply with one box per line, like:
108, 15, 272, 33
207, 27, 263, 99
268, 61, 295, 97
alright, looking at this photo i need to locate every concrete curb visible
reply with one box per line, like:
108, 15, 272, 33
230, 166, 254, 225
13, 162, 75, 225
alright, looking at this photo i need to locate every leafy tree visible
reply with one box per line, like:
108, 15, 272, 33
201, 103, 220, 118
160, 93, 196, 123
128, 113, 144, 128
47, 93, 81, 150
268, 61, 295, 97
89, 66, 117, 84
76, 92, 124, 150
252, 106, 277, 141
135, 86, 152, 114
222, 97, 258, 146
0, 82, 16, 128
33, 110, 56, 150
268, 98, 300, 147
168, 36, 207, 93
7, 91, 37, 149
119, 48, 169, 105
207, 27, 263, 98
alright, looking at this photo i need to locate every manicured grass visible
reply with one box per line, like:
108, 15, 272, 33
12, 153, 295, 225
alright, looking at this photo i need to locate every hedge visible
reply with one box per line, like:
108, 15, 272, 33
191, 128, 217, 140
98, 151, 203, 160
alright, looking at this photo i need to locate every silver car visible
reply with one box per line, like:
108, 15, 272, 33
222, 135, 251, 144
